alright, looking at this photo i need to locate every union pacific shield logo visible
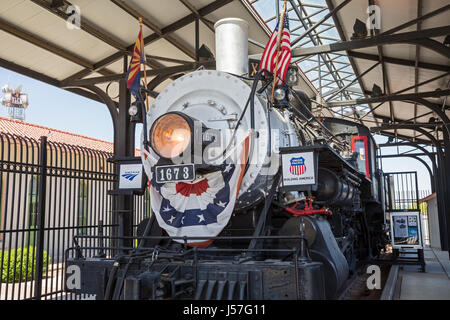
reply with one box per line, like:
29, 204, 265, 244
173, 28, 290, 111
290, 157, 306, 175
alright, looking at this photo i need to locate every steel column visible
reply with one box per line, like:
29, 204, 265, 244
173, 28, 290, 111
113, 56, 135, 253
377, 129, 449, 250
379, 142, 444, 242
33, 136, 48, 300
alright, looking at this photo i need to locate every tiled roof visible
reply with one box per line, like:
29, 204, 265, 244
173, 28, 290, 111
0, 116, 114, 153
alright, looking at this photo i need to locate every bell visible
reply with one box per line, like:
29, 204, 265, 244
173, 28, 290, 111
351, 19, 368, 39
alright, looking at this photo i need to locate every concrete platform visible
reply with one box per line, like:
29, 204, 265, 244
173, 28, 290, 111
396, 248, 450, 300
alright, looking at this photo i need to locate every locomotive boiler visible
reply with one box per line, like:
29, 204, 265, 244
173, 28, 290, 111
64, 18, 387, 300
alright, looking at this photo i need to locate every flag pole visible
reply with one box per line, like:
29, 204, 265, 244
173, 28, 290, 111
270, 0, 288, 104
139, 17, 150, 112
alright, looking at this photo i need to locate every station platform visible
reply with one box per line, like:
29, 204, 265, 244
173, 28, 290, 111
395, 248, 450, 300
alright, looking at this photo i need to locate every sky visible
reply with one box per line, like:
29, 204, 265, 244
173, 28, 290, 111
0, 67, 114, 143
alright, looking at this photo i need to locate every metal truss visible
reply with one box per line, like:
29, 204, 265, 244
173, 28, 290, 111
0, 0, 232, 100
248, 0, 370, 124
247, 0, 450, 132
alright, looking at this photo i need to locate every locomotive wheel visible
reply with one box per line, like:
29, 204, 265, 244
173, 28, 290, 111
278, 216, 317, 248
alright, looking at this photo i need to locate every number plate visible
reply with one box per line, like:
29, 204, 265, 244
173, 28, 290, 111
155, 164, 195, 183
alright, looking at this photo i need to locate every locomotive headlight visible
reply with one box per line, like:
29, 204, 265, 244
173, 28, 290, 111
150, 112, 192, 159
274, 87, 286, 101
128, 105, 138, 116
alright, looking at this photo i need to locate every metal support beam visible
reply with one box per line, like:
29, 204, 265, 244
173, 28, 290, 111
324, 0, 379, 126
377, 154, 434, 193
379, 140, 448, 250
347, 51, 450, 73
376, 127, 449, 250
291, 0, 352, 46
372, 123, 444, 130
413, 0, 423, 142
359, 72, 450, 121
82, 85, 119, 146
110, 0, 196, 60
326, 89, 450, 108
114, 56, 135, 253
289, 0, 353, 106
443, 129, 450, 256
0, 17, 112, 76
28, 0, 168, 76
0, 57, 106, 105
289, 26, 450, 57
326, 61, 380, 101
62, 0, 231, 82
406, 38, 450, 59
179, 0, 215, 32
380, 3, 450, 36
61, 60, 215, 87
33, 136, 48, 300
30, 0, 126, 51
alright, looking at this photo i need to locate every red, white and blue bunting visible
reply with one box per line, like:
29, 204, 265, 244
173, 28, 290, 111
142, 134, 250, 247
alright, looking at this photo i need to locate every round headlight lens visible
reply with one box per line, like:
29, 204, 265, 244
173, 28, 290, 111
128, 105, 138, 116
150, 113, 192, 158
274, 88, 286, 101
288, 73, 298, 85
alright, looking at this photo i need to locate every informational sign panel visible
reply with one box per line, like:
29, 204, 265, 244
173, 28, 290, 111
390, 212, 423, 249
119, 163, 144, 189
281, 151, 317, 190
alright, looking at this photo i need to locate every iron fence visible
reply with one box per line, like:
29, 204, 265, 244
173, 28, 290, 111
384, 172, 432, 245
384, 171, 420, 212
0, 134, 150, 300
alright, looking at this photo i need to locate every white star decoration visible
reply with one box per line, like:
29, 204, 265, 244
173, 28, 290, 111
181, 216, 185, 225
197, 214, 205, 223
168, 215, 175, 224
224, 164, 232, 173
162, 206, 171, 212
216, 200, 227, 207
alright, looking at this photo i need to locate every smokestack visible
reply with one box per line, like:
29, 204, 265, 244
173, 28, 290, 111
214, 18, 249, 76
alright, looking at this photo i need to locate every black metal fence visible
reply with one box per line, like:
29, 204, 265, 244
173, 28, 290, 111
0, 134, 150, 300
384, 171, 420, 212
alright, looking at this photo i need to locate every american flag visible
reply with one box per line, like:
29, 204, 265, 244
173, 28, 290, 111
259, 13, 291, 85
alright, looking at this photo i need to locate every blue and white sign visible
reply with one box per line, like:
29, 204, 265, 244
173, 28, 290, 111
390, 212, 423, 249
281, 151, 315, 187
119, 163, 144, 189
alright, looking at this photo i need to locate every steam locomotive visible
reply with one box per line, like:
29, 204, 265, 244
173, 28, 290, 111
64, 18, 387, 300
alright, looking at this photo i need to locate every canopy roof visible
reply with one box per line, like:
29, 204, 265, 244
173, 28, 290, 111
0, 0, 316, 101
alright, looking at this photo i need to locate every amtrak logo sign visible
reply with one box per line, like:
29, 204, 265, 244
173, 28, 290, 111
122, 172, 139, 181
281, 151, 316, 187
119, 163, 143, 189
289, 157, 306, 175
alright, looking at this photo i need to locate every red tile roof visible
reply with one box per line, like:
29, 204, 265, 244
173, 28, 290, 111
0, 116, 114, 153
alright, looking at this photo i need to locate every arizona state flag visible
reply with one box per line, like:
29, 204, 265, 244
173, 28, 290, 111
126, 30, 144, 98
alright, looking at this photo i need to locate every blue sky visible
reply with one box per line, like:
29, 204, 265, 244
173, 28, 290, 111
0, 67, 114, 142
